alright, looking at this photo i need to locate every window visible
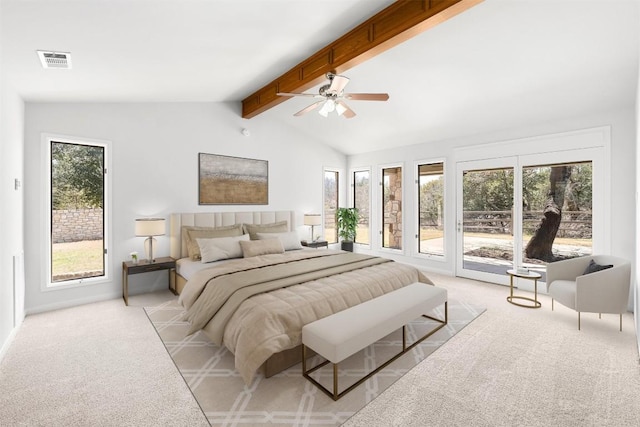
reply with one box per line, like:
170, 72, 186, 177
323, 169, 339, 243
47, 137, 109, 287
522, 161, 592, 266
458, 157, 595, 281
418, 162, 444, 257
353, 169, 370, 245
454, 128, 607, 284
382, 166, 402, 249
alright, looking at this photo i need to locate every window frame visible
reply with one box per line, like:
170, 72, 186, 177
350, 167, 372, 248
42, 134, 112, 291
379, 162, 404, 253
323, 167, 340, 244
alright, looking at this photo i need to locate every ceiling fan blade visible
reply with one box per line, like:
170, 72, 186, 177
277, 92, 318, 98
344, 93, 389, 101
336, 100, 356, 119
327, 75, 350, 95
294, 100, 324, 116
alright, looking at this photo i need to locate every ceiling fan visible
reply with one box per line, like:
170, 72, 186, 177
277, 72, 389, 119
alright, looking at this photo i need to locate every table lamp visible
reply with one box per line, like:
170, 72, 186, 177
135, 218, 165, 263
303, 214, 322, 242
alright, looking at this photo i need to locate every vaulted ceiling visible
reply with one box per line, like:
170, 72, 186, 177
2, 0, 638, 155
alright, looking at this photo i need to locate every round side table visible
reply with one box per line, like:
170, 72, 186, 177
506, 269, 542, 309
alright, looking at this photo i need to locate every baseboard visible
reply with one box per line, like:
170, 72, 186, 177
0, 324, 21, 364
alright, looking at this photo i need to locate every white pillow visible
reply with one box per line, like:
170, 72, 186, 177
196, 234, 250, 263
256, 231, 303, 251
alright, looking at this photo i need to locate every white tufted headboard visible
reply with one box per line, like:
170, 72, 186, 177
170, 211, 296, 259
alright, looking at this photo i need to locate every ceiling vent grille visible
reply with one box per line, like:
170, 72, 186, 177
37, 51, 72, 69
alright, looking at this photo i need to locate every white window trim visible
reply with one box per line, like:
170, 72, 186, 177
41, 133, 112, 291
378, 162, 405, 254
323, 166, 342, 245
350, 166, 372, 249
413, 158, 447, 263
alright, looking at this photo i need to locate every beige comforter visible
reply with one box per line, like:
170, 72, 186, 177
179, 250, 432, 384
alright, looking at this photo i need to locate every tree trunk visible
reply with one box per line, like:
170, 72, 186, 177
564, 179, 579, 211
524, 166, 572, 262
524, 196, 561, 261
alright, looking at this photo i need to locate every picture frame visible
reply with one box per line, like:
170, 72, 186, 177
198, 153, 268, 205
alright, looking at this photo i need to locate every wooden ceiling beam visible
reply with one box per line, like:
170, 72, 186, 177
241, 0, 483, 119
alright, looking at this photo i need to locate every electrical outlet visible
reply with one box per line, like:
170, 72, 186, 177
14, 178, 21, 190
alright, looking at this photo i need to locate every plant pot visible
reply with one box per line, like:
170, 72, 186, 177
341, 241, 354, 252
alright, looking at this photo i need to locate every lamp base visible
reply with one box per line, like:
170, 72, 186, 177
144, 237, 157, 263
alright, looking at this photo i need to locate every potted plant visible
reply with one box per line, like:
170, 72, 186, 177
336, 207, 359, 252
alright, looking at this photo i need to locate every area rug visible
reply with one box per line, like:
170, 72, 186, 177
145, 298, 485, 427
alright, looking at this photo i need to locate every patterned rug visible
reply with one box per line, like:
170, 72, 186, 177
145, 298, 485, 427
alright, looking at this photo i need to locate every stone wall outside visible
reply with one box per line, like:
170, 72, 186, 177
52, 209, 103, 243
384, 167, 402, 249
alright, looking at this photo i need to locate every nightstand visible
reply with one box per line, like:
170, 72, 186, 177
122, 256, 176, 306
301, 240, 329, 249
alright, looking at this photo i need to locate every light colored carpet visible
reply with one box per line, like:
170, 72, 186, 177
0, 293, 208, 426
2, 273, 639, 427
145, 296, 484, 426
344, 273, 640, 427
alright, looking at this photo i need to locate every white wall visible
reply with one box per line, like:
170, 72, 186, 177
1, 0, 27, 358
0, 83, 26, 355
18, 102, 639, 318
23, 102, 346, 313
348, 108, 636, 297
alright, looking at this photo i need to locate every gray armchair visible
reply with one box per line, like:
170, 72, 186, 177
546, 255, 631, 331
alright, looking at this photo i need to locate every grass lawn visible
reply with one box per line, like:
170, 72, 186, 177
52, 239, 104, 279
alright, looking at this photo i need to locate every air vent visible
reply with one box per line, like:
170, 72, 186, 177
37, 50, 72, 69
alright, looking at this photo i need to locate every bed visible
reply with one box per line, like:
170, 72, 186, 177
170, 211, 434, 384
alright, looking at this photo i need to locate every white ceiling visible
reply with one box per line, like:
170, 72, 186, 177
2, 0, 638, 155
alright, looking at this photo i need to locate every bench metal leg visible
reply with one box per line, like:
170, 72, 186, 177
302, 301, 448, 401
333, 363, 338, 400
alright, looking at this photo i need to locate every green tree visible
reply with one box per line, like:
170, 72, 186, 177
522, 167, 549, 211
419, 177, 443, 225
354, 172, 370, 225
463, 170, 513, 211
52, 143, 104, 209
564, 163, 592, 211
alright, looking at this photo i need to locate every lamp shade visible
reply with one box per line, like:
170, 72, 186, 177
135, 218, 166, 236
304, 214, 322, 226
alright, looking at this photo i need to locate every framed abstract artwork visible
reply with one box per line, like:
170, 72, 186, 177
198, 153, 268, 205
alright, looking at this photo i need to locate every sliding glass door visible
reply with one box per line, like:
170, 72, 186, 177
457, 150, 598, 286
457, 158, 516, 284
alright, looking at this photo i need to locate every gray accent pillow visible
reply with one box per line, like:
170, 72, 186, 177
583, 259, 613, 275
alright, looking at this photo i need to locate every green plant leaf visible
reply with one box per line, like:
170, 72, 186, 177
336, 207, 359, 242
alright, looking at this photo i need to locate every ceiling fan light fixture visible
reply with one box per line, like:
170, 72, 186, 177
318, 99, 335, 117
278, 73, 388, 119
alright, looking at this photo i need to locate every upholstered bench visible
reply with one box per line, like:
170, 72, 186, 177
301, 282, 448, 400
